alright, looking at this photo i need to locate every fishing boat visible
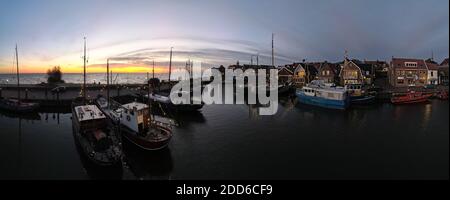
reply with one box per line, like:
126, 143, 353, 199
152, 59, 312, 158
96, 58, 173, 151
71, 99, 123, 166
345, 84, 376, 105
390, 91, 432, 104
98, 100, 173, 151
0, 45, 39, 112
71, 38, 122, 166
296, 80, 350, 110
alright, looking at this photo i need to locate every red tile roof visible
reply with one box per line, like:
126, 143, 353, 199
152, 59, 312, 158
425, 61, 439, 70
391, 58, 427, 70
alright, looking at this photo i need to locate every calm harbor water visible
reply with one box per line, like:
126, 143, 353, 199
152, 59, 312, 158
0, 98, 448, 180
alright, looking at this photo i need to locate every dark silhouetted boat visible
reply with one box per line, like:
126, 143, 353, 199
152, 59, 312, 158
71, 38, 122, 166
0, 45, 39, 112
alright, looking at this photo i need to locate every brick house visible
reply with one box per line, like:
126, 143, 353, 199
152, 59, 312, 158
389, 58, 428, 87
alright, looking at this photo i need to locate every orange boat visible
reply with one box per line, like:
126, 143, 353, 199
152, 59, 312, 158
391, 91, 432, 104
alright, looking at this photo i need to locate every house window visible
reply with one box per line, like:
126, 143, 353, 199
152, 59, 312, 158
405, 62, 417, 67
397, 79, 404, 84
326, 70, 330, 76
431, 71, 434, 76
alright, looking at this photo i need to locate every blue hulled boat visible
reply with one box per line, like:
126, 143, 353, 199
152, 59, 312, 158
295, 80, 350, 110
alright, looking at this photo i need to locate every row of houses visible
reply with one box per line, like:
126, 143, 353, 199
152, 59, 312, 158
219, 57, 448, 88
277, 58, 383, 88
278, 57, 448, 88
389, 58, 448, 87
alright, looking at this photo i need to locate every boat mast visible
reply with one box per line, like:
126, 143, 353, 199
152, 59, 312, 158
169, 47, 173, 82
83, 37, 87, 100
152, 60, 155, 79
256, 52, 259, 66
106, 58, 110, 107
148, 64, 152, 128
271, 33, 274, 67
15, 44, 20, 102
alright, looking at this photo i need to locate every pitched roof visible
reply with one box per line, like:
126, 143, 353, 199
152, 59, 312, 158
278, 66, 294, 75
425, 61, 439, 70
441, 58, 449, 66
358, 63, 373, 72
319, 62, 338, 74
391, 58, 427, 70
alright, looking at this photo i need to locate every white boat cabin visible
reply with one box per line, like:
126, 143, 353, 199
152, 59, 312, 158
111, 102, 150, 134
300, 80, 348, 101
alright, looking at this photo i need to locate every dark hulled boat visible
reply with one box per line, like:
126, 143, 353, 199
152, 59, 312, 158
345, 84, 376, 105
350, 95, 376, 105
146, 91, 204, 112
0, 45, 39, 112
71, 98, 123, 166
71, 37, 122, 166
0, 98, 39, 113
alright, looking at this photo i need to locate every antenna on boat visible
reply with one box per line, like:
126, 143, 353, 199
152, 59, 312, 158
15, 44, 20, 102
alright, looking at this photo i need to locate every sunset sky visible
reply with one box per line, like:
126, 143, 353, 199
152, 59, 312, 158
0, 0, 448, 74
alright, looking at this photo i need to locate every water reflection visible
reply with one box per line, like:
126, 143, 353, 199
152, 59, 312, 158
74, 138, 124, 180
0, 98, 448, 179
172, 111, 206, 128
0, 110, 41, 121
422, 103, 432, 131
122, 141, 173, 180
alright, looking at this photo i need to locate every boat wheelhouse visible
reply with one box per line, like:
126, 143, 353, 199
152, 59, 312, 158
102, 100, 173, 151
296, 80, 349, 110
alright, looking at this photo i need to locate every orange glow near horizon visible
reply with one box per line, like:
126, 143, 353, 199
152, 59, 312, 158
0, 64, 169, 74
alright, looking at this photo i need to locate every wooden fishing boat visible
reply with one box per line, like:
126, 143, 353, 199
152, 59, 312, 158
96, 57, 173, 151
72, 99, 123, 166
71, 38, 122, 166
390, 91, 432, 104
99, 100, 173, 151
